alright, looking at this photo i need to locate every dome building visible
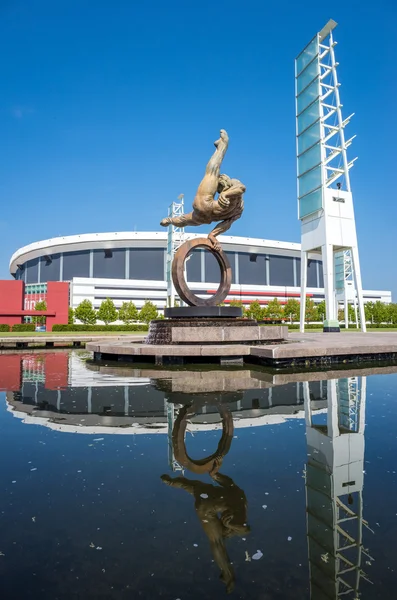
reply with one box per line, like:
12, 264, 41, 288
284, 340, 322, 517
9, 231, 391, 313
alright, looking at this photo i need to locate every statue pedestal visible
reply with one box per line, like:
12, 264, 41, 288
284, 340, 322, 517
146, 315, 285, 346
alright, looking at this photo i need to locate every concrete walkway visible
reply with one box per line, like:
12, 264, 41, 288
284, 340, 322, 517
251, 331, 397, 363
0, 334, 146, 350
87, 331, 397, 368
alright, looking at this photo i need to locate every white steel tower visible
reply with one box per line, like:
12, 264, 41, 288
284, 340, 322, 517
295, 20, 366, 333
166, 195, 185, 308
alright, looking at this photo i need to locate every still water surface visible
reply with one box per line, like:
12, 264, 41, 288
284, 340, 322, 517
0, 351, 397, 599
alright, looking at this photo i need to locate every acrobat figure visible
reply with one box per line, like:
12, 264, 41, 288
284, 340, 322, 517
160, 130, 245, 251
161, 471, 250, 593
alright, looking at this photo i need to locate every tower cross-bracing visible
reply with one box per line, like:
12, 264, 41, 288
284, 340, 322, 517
295, 19, 366, 332
166, 195, 186, 308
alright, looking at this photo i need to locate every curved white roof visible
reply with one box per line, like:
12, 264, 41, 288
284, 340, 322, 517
9, 231, 301, 274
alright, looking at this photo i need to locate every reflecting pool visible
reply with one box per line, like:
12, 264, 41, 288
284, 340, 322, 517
0, 351, 397, 599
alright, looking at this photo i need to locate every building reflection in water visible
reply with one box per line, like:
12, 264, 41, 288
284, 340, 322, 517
304, 376, 373, 599
162, 402, 249, 594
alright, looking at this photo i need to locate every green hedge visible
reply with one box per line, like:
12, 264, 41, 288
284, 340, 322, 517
52, 324, 148, 332
11, 323, 36, 332
367, 324, 397, 329
0, 324, 10, 332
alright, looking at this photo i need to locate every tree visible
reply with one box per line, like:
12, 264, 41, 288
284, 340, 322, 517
139, 300, 158, 324
316, 300, 326, 322
246, 300, 264, 321
283, 298, 300, 323
75, 300, 97, 325
34, 300, 47, 325
266, 297, 283, 321
230, 299, 247, 316
68, 307, 75, 325
118, 301, 138, 324
230, 299, 243, 307
305, 298, 317, 323
97, 298, 118, 325
386, 303, 397, 325
348, 304, 356, 324
372, 300, 387, 326
364, 302, 374, 324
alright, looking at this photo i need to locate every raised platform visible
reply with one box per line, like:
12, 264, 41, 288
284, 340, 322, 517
146, 318, 282, 345
86, 331, 397, 368
0, 334, 144, 351
164, 306, 242, 318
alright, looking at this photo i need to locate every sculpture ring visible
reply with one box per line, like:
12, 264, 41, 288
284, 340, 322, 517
172, 238, 232, 307
172, 404, 234, 474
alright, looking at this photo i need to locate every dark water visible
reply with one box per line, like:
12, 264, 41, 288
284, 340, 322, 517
1, 351, 397, 599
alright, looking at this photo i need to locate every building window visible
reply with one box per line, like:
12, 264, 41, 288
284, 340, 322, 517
25, 258, 40, 284
93, 249, 126, 279
296, 258, 321, 287
268, 255, 294, 287
238, 252, 267, 285
62, 250, 90, 280
186, 249, 202, 282
40, 253, 61, 282
129, 248, 165, 281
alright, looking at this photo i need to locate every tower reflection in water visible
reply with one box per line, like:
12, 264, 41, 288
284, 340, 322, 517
162, 401, 249, 594
304, 376, 373, 599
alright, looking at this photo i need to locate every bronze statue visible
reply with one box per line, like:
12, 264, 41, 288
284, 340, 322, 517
160, 130, 245, 252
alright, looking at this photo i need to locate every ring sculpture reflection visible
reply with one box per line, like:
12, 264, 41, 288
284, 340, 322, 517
161, 403, 250, 593
160, 129, 246, 307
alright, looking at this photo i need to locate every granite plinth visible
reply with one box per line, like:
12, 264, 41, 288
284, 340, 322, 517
145, 319, 286, 345
165, 306, 243, 318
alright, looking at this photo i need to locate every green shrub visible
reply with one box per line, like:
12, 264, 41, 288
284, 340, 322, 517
52, 324, 148, 332
75, 300, 97, 325
0, 324, 10, 332
139, 300, 158, 324
12, 323, 36, 332
97, 298, 118, 325
33, 300, 47, 325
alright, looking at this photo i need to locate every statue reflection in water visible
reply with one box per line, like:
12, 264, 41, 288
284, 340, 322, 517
161, 403, 250, 593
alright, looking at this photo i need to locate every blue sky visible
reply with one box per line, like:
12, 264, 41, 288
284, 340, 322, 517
1, 0, 396, 298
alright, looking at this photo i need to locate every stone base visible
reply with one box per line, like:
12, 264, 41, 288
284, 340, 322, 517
323, 319, 340, 333
164, 306, 243, 318
146, 318, 286, 345
86, 331, 397, 369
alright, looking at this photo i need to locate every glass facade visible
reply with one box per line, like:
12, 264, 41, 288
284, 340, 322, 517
205, 252, 221, 283
25, 258, 40, 284
186, 249, 202, 283
12, 245, 325, 289
93, 249, 126, 279
63, 250, 90, 280
296, 34, 324, 219
40, 253, 61, 282
298, 188, 323, 219
296, 258, 320, 288
238, 253, 267, 285
129, 249, 164, 281
268, 255, 294, 287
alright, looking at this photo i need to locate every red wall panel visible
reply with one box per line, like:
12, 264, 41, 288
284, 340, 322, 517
46, 282, 69, 331
0, 281, 24, 326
